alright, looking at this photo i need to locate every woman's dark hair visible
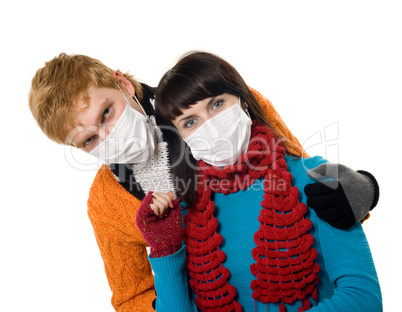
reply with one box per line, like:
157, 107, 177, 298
155, 51, 280, 206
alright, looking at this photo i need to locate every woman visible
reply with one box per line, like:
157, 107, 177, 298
29, 53, 378, 312
136, 52, 382, 311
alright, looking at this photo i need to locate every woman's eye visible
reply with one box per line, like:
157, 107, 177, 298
212, 100, 224, 110
184, 119, 196, 129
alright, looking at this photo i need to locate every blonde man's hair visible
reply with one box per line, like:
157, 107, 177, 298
29, 53, 143, 144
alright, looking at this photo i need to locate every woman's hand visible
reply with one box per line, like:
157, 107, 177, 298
150, 191, 176, 218
136, 191, 183, 258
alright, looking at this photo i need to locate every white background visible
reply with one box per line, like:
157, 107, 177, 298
1, 0, 400, 311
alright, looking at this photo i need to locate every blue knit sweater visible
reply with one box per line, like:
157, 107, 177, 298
150, 156, 382, 311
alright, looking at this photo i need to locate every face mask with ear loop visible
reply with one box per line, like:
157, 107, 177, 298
89, 84, 157, 165
183, 98, 252, 167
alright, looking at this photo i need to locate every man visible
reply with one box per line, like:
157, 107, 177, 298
29, 53, 379, 311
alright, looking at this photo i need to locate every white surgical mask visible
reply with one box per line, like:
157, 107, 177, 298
89, 86, 156, 165
184, 101, 251, 167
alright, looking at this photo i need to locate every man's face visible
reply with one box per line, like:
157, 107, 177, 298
66, 85, 144, 152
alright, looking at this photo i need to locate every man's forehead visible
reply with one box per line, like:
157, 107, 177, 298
74, 83, 103, 109
65, 102, 95, 146
72, 85, 107, 123
74, 89, 91, 110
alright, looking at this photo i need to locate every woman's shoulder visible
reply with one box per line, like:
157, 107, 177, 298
284, 155, 328, 176
283, 155, 328, 213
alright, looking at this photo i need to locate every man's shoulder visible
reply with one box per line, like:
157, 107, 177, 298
87, 165, 142, 220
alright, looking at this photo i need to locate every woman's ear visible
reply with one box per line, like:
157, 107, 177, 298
240, 97, 248, 110
113, 71, 135, 97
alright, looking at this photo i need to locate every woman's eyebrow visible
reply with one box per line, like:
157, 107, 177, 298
176, 114, 197, 126
206, 96, 218, 106
175, 96, 218, 125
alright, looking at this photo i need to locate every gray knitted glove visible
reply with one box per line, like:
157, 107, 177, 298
305, 163, 379, 229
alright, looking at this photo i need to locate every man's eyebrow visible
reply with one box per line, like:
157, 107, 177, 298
95, 98, 110, 123
72, 98, 110, 147
71, 128, 94, 149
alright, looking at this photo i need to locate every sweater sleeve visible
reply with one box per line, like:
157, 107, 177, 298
149, 245, 198, 312
309, 218, 382, 311
87, 166, 156, 312
250, 87, 308, 157
88, 214, 156, 312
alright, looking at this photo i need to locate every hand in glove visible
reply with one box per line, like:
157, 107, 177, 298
305, 163, 379, 229
136, 191, 183, 258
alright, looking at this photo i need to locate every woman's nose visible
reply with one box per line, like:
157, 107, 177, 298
201, 111, 214, 122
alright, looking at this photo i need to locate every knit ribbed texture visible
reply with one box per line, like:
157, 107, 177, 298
149, 246, 198, 311
136, 191, 182, 258
87, 165, 156, 311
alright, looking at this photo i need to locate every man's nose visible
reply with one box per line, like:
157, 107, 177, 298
98, 124, 115, 141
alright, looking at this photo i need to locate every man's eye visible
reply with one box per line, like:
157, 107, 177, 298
103, 107, 111, 118
184, 119, 196, 129
84, 136, 95, 147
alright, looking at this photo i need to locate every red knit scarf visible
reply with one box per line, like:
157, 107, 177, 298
184, 122, 320, 312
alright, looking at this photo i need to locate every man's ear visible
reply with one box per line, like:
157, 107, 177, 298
113, 71, 135, 97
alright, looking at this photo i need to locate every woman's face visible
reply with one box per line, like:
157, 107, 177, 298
172, 93, 239, 139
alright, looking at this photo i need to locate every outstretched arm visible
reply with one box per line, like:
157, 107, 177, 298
251, 87, 380, 228
305, 163, 379, 228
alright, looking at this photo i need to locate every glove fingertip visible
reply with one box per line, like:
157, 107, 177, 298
307, 163, 327, 179
304, 183, 316, 195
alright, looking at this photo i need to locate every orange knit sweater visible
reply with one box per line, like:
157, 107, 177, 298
86, 88, 307, 311
87, 166, 156, 311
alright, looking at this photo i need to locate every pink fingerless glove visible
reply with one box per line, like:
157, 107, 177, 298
136, 191, 183, 258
